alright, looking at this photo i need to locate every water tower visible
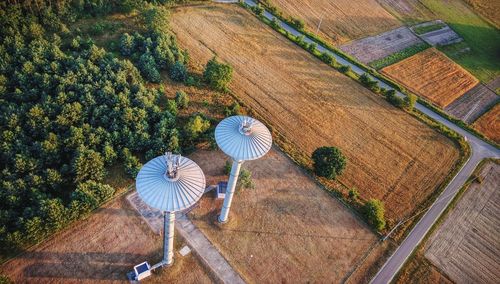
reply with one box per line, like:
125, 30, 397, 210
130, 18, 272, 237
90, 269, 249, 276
136, 152, 205, 267
215, 115, 272, 223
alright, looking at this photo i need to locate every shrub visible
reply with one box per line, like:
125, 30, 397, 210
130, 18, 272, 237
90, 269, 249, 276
348, 188, 359, 200
271, 17, 280, 29
175, 91, 189, 109
224, 160, 231, 175
123, 148, 142, 178
291, 18, 305, 30
320, 52, 335, 65
138, 52, 161, 83
362, 199, 386, 231
252, 4, 265, 16
312, 146, 346, 180
184, 114, 210, 140
405, 93, 417, 111
203, 57, 233, 91
238, 168, 254, 190
224, 102, 241, 116
120, 33, 135, 56
339, 65, 351, 73
307, 42, 317, 53
170, 61, 188, 82
385, 89, 406, 108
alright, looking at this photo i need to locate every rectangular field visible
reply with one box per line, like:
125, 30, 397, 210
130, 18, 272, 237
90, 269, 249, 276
171, 4, 460, 220
263, 0, 400, 44
381, 48, 479, 108
376, 0, 435, 24
473, 103, 500, 144
339, 26, 423, 64
189, 149, 383, 283
0, 196, 213, 284
425, 162, 500, 283
444, 83, 499, 123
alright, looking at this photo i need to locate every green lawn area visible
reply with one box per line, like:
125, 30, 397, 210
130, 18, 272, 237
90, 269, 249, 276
420, 0, 500, 82
413, 22, 446, 35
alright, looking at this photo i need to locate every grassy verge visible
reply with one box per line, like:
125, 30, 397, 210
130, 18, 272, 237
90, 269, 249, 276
370, 43, 430, 69
412, 22, 446, 34
393, 158, 499, 283
419, 0, 500, 82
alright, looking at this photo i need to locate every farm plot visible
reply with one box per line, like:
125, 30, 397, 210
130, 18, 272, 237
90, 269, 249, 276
464, 0, 500, 28
444, 84, 499, 123
170, 4, 460, 220
339, 26, 423, 64
411, 20, 463, 46
425, 162, 500, 283
377, 0, 435, 24
473, 104, 500, 144
381, 48, 479, 108
262, 0, 400, 44
0, 196, 213, 284
188, 149, 384, 283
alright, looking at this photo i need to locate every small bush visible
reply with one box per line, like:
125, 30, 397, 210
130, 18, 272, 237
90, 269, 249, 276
252, 4, 265, 16
170, 61, 188, 82
320, 52, 335, 65
348, 188, 359, 200
238, 168, 254, 190
184, 114, 210, 140
290, 18, 305, 30
312, 146, 347, 180
203, 57, 233, 91
362, 199, 386, 231
405, 93, 417, 111
175, 91, 189, 109
385, 89, 406, 108
339, 65, 351, 73
224, 102, 241, 116
307, 42, 317, 52
224, 160, 232, 175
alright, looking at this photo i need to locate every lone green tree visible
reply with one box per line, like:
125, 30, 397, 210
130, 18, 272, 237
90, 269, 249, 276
362, 199, 386, 231
312, 146, 346, 179
203, 57, 233, 91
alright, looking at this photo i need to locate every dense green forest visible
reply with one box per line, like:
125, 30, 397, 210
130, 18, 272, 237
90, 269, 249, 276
0, 0, 232, 255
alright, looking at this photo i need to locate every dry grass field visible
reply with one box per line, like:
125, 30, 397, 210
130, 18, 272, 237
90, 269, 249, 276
425, 162, 500, 283
264, 0, 400, 44
444, 83, 499, 124
189, 149, 384, 283
377, 0, 435, 24
339, 26, 423, 64
0, 195, 214, 284
464, 0, 500, 28
381, 48, 479, 108
171, 4, 460, 220
473, 104, 500, 144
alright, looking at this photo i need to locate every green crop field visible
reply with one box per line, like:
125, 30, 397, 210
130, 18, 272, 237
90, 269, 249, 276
413, 22, 446, 34
421, 0, 500, 83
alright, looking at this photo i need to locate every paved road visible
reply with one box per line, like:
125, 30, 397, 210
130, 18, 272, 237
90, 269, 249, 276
239, 1, 500, 282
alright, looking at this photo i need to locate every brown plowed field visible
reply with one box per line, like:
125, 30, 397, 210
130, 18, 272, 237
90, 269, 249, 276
473, 103, 500, 144
425, 162, 500, 283
171, 4, 460, 220
381, 48, 479, 108
0, 195, 213, 284
464, 0, 500, 28
265, 0, 400, 44
189, 149, 384, 283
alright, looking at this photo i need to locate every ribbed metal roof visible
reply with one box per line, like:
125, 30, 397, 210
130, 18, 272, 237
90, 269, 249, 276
136, 155, 205, 212
215, 115, 272, 161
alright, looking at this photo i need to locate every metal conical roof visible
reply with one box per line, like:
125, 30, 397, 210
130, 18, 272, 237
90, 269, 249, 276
136, 155, 205, 212
215, 115, 272, 161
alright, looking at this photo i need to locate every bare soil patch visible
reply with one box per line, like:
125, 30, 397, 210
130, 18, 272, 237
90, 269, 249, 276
189, 149, 382, 283
425, 162, 500, 283
444, 83, 499, 123
473, 103, 500, 144
265, 0, 401, 44
171, 4, 460, 220
381, 48, 479, 108
339, 26, 423, 64
0, 195, 214, 284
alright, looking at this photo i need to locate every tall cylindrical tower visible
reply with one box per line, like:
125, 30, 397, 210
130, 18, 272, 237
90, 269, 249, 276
136, 152, 205, 266
215, 116, 272, 223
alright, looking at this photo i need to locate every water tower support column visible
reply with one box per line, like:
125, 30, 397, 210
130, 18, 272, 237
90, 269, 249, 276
163, 211, 175, 265
218, 159, 242, 223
